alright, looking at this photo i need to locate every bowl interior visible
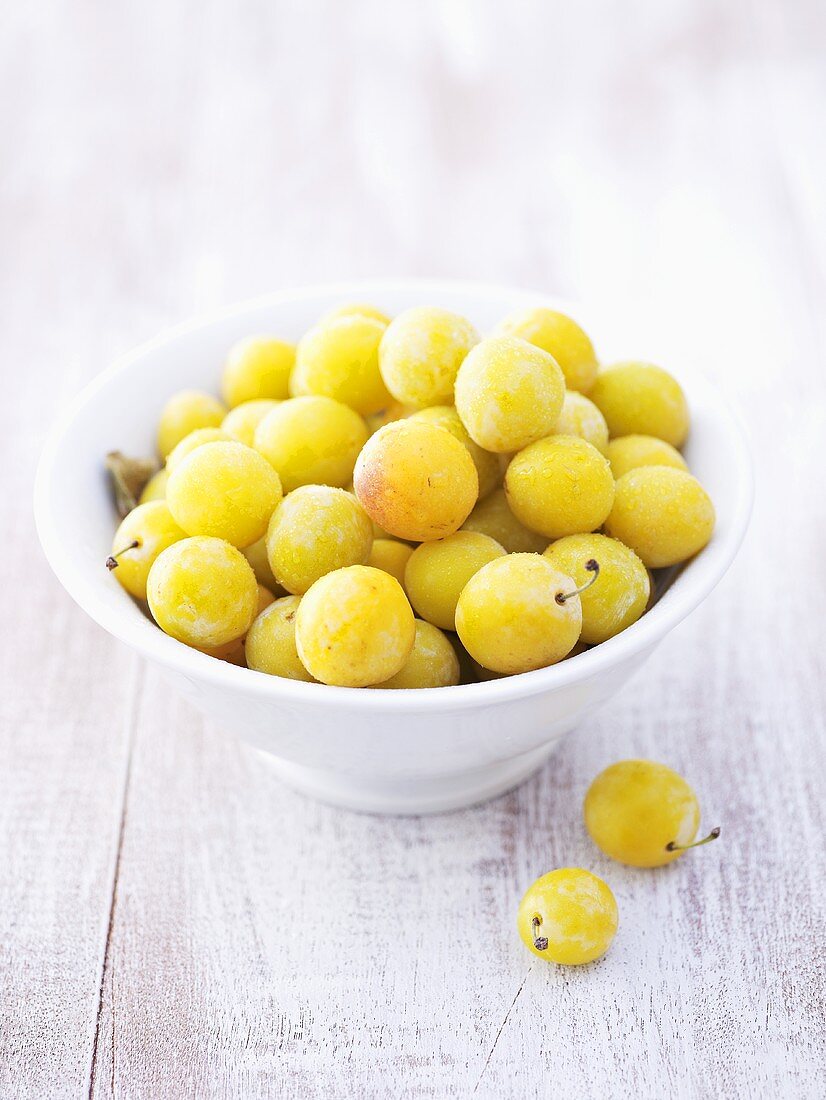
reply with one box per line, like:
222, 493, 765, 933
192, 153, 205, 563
35, 279, 752, 708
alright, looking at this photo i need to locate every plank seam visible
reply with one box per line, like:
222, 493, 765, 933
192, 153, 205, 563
472, 965, 533, 1094
86, 659, 144, 1100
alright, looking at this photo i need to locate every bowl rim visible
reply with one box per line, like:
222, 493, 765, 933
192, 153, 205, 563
34, 277, 754, 712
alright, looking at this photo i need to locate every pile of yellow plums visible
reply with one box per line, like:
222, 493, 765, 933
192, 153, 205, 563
106, 301, 715, 687
518, 759, 720, 966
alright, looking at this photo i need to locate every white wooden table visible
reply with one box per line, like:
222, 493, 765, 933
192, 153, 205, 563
2, 2, 824, 1096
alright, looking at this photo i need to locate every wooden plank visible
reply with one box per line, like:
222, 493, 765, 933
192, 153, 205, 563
0, 6, 185, 1094
0, 588, 138, 1099
0, 10, 143, 1090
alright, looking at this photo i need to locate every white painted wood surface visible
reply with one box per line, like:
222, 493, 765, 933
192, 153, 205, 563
2, 1, 825, 1096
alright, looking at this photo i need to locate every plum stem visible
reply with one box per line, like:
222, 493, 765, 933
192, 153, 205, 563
666, 826, 721, 852
106, 539, 140, 570
556, 558, 600, 604
531, 915, 548, 951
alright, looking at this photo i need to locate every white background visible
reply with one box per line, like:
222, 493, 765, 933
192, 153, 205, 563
2, 1, 825, 1097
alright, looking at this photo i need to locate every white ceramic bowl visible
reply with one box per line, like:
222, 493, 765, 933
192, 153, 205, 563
35, 280, 753, 814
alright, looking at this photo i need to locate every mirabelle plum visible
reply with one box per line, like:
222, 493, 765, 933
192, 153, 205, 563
291, 315, 391, 415
353, 419, 478, 542
165, 427, 233, 470
266, 485, 373, 594
605, 434, 688, 479
374, 620, 460, 689
543, 533, 649, 644
455, 554, 582, 674
517, 869, 618, 964
106, 501, 186, 600
254, 396, 368, 493
460, 488, 547, 554
496, 307, 599, 393
604, 467, 714, 568
553, 392, 609, 454
222, 399, 280, 447
157, 390, 227, 458
584, 759, 719, 867
590, 362, 689, 446
256, 583, 276, 614
379, 306, 479, 407
222, 336, 294, 406
505, 436, 615, 539
245, 595, 317, 681
454, 336, 565, 453
167, 441, 282, 548
408, 405, 500, 499
138, 466, 170, 504
242, 535, 281, 592
404, 531, 505, 631
200, 583, 275, 665
147, 536, 258, 648
365, 400, 414, 435
367, 539, 414, 589
295, 566, 415, 687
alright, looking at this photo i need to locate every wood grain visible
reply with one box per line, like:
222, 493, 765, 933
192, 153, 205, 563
1, 0, 824, 1096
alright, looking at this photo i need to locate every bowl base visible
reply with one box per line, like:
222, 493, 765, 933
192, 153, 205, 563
256, 741, 559, 815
